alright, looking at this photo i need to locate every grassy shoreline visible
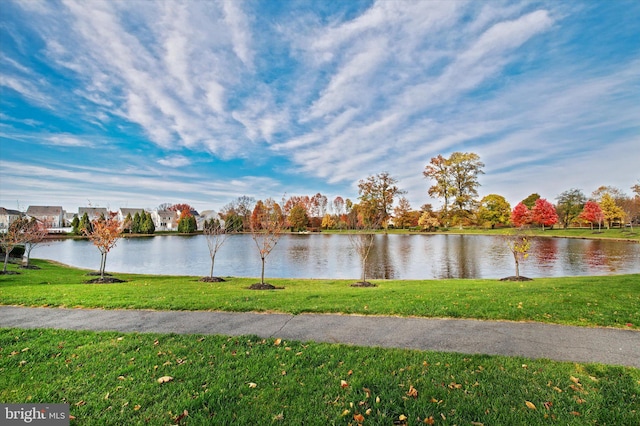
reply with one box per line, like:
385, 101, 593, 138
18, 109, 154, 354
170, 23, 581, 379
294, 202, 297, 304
2, 260, 638, 424
1, 259, 638, 329
43, 227, 640, 242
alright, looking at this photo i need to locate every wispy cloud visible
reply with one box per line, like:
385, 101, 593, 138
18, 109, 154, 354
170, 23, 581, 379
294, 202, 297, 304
1, 0, 638, 212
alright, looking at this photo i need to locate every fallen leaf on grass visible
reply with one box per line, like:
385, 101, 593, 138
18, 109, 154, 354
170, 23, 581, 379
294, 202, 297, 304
423, 416, 435, 425
570, 376, 580, 384
543, 401, 553, 410
471, 422, 484, 426
525, 401, 536, 410
133, 405, 141, 411
340, 380, 349, 388
174, 410, 188, 423
570, 411, 581, 416
353, 413, 365, 423
274, 338, 282, 346
407, 385, 418, 398
363, 387, 371, 398
248, 382, 257, 388
398, 414, 407, 421
157, 376, 173, 384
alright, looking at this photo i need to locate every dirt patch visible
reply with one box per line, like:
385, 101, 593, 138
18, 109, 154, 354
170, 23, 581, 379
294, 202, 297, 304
0, 270, 20, 275
499, 276, 533, 282
200, 276, 226, 282
84, 277, 127, 284
350, 281, 377, 287
19, 265, 41, 270
247, 283, 284, 290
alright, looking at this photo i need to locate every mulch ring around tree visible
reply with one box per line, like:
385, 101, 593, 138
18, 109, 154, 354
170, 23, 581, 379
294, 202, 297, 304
499, 276, 533, 281
350, 281, 377, 287
19, 265, 41, 270
199, 276, 226, 282
84, 272, 126, 284
247, 283, 284, 290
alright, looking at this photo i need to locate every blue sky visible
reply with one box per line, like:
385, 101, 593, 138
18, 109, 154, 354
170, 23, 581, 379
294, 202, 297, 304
1, 0, 639, 214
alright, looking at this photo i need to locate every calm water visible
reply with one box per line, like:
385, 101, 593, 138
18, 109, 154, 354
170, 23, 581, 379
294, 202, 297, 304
34, 234, 640, 279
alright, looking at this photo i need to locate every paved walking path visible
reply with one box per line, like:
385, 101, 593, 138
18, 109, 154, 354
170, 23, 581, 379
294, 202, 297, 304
1, 306, 639, 368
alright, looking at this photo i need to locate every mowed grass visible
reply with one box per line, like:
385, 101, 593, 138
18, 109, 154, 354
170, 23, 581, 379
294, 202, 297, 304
1, 328, 638, 425
1, 260, 639, 329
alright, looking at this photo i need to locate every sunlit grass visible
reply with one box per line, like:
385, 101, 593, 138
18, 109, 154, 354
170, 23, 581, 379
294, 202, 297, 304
1, 259, 638, 329
1, 328, 638, 425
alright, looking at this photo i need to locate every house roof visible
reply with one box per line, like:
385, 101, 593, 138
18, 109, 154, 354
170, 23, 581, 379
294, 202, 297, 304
0, 207, 22, 216
78, 207, 108, 216
26, 206, 63, 216
119, 208, 147, 216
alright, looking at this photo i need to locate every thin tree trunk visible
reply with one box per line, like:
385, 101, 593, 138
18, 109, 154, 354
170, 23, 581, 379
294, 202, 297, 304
514, 253, 520, 278
361, 259, 366, 283
3, 251, 10, 273
100, 252, 107, 279
261, 256, 266, 284
210, 255, 215, 278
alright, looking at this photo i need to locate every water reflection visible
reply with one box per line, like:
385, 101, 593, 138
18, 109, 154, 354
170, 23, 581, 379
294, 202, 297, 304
34, 234, 640, 279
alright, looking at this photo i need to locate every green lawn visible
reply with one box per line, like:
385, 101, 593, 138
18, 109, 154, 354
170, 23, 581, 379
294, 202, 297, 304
1, 259, 638, 329
1, 328, 638, 425
2, 260, 639, 424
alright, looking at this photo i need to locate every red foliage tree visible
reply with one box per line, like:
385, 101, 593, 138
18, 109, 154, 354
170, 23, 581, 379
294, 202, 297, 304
169, 203, 194, 214
511, 202, 531, 228
531, 198, 559, 230
579, 201, 604, 230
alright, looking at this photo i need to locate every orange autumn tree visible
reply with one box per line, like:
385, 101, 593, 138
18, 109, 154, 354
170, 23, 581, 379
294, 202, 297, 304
84, 215, 122, 280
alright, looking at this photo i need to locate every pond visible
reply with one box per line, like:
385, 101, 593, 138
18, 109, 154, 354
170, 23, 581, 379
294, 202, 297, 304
33, 234, 640, 279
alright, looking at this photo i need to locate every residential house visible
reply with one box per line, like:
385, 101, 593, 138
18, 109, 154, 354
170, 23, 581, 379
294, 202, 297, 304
152, 210, 178, 231
198, 210, 219, 230
78, 207, 109, 221
26, 206, 65, 229
0, 207, 22, 231
117, 208, 147, 223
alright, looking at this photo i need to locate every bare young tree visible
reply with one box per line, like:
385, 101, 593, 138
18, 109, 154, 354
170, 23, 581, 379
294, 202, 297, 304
201, 218, 229, 282
348, 217, 381, 287
21, 218, 49, 268
1, 217, 28, 274
250, 199, 285, 289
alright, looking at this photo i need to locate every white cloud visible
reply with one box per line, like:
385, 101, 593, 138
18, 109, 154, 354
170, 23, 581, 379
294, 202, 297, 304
157, 155, 191, 168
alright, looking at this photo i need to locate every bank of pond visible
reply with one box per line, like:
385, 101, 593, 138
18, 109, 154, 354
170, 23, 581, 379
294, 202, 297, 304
33, 233, 640, 279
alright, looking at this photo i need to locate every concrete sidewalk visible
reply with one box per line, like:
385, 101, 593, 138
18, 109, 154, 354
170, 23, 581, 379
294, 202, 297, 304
1, 306, 638, 368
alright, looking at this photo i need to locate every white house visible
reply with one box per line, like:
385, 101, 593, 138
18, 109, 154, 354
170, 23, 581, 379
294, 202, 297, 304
26, 206, 65, 229
0, 207, 22, 231
152, 210, 178, 231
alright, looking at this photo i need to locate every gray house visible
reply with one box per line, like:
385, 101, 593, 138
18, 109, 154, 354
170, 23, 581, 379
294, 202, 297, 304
78, 207, 109, 221
117, 208, 147, 223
